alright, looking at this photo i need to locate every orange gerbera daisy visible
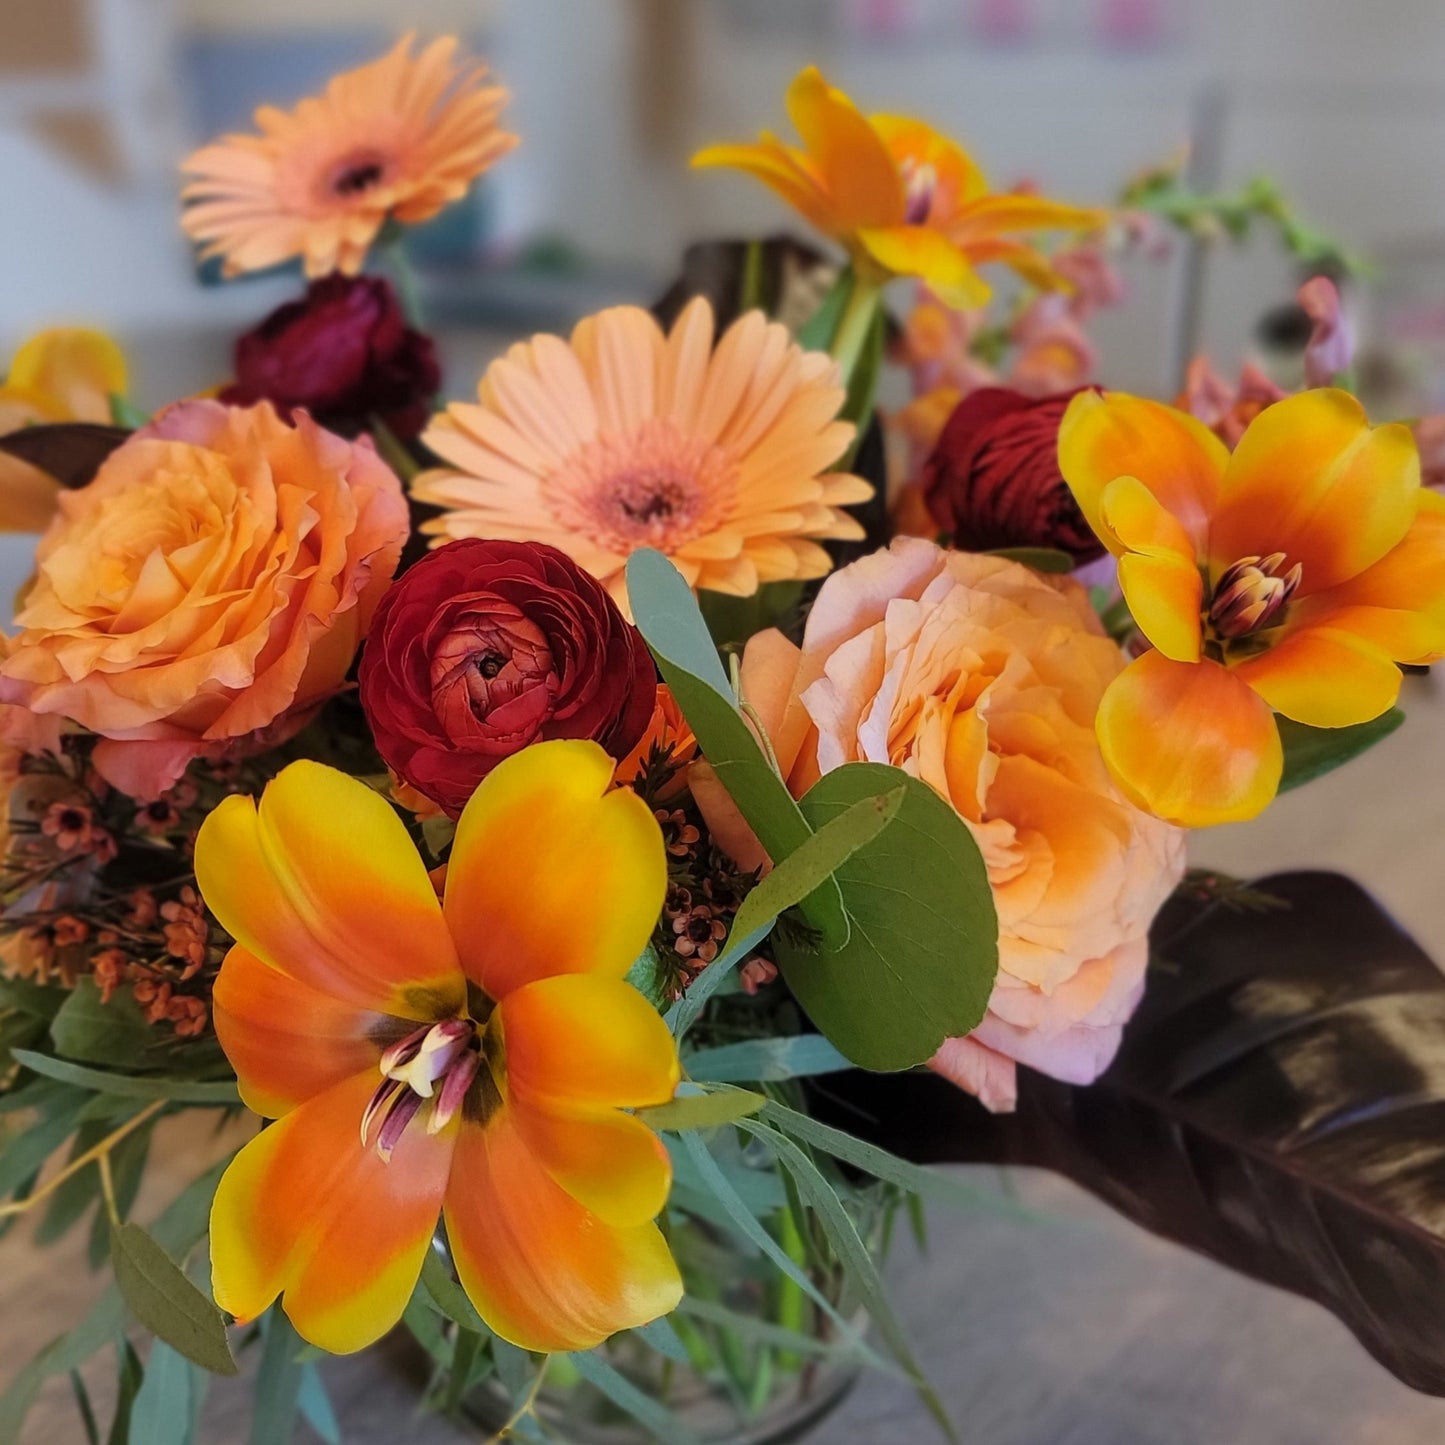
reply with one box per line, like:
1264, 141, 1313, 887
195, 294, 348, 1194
1059, 388, 1445, 827
180, 34, 516, 279
413, 297, 872, 613
194, 740, 682, 1353
693, 67, 1103, 310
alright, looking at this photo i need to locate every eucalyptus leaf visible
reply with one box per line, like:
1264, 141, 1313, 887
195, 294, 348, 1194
632, 1316, 691, 1364
637, 1085, 765, 1131
111, 1222, 237, 1377
687, 1036, 852, 1084
776, 765, 998, 1072
0, 1085, 86, 1197
51, 982, 155, 1067
250, 1309, 304, 1445
297, 1365, 341, 1445
422, 1244, 489, 1336
10, 1051, 239, 1105
1277, 708, 1404, 792
106, 1339, 144, 1445
128, 1340, 201, 1445
569, 1350, 705, 1445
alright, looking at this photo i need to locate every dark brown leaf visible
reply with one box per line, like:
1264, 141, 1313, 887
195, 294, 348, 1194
0, 424, 130, 490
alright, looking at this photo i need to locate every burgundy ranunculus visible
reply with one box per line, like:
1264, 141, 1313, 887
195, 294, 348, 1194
220, 274, 440, 441
921, 386, 1105, 563
358, 539, 656, 817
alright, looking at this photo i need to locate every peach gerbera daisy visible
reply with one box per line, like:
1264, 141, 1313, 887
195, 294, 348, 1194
180, 34, 517, 279
413, 298, 873, 612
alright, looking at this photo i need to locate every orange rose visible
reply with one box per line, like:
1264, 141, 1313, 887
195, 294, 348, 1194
731, 537, 1185, 1111
0, 400, 408, 796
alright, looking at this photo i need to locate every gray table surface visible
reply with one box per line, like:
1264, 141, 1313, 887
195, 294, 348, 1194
2, 671, 1443, 1445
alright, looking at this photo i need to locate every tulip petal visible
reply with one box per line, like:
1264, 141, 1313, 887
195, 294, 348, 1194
211, 1071, 453, 1354
443, 1112, 682, 1352
690, 140, 840, 237
870, 114, 989, 205
1096, 651, 1283, 827
511, 1106, 672, 1228
498, 974, 680, 1114
9, 328, 127, 422
855, 226, 991, 310
785, 67, 902, 228
1231, 625, 1402, 728
1102, 475, 1203, 662
213, 945, 408, 1119
194, 762, 464, 1017
1058, 390, 1228, 555
947, 193, 1106, 240
1210, 389, 1420, 594
444, 740, 666, 1002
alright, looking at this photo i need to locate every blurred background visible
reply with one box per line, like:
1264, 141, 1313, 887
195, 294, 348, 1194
5, 0, 1445, 413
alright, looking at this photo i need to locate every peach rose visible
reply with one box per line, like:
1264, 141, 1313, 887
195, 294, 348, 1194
731, 537, 1186, 1111
0, 400, 407, 796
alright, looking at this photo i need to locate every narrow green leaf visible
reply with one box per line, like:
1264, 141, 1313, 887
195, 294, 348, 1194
51, 982, 156, 1067
0, 974, 69, 1019
795, 268, 851, 351
667, 921, 771, 1038
0, 1086, 86, 1196
444, 1328, 484, 1415
632, 1316, 690, 1363
129, 1340, 200, 1445
111, 1223, 238, 1377
687, 1035, 853, 1084
638, 1085, 765, 1131
1278, 708, 1405, 792
740, 1119, 958, 1442
422, 1245, 489, 1336
568, 1350, 705, 1445
10, 1051, 239, 1105
249, 1309, 304, 1445
106, 1339, 144, 1445
624, 943, 672, 1011
625, 548, 847, 944
297, 1364, 341, 1445
490, 1337, 535, 1401
839, 298, 885, 434
401, 1292, 450, 1368
68, 1369, 100, 1445
38, 1119, 112, 1245
987, 546, 1075, 574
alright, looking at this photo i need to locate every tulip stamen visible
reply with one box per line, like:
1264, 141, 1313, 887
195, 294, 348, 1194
364, 1017, 481, 1159
901, 158, 938, 225
1207, 552, 1302, 642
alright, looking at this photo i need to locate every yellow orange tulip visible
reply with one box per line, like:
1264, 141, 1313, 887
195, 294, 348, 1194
1059, 388, 1445, 827
194, 740, 681, 1353
693, 67, 1103, 310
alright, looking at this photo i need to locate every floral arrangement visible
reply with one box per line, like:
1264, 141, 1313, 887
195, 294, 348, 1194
1, 36, 1443, 1445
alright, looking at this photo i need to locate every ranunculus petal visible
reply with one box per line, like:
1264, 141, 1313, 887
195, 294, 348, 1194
1231, 624, 1402, 728
1058, 390, 1228, 555
194, 761, 464, 1017
1209, 389, 1420, 594
443, 1112, 682, 1352
1096, 651, 1283, 826
212, 945, 406, 1119
444, 740, 666, 1002
211, 1071, 453, 1354
498, 974, 680, 1114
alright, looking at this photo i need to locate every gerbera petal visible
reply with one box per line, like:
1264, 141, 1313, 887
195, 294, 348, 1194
194, 762, 464, 1017
212, 945, 408, 1119
1058, 390, 1228, 556
443, 1113, 682, 1351
444, 740, 666, 1001
510, 1106, 672, 1228
1231, 625, 1402, 728
784, 66, 902, 228
1210, 389, 1420, 593
1096, 651, 1283, 827
211, 1072, 453, 1354
855, 226, 991, 310
497, 974, 680, 1114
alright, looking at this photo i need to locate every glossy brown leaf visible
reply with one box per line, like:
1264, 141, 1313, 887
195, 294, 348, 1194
0, 424, 130, 490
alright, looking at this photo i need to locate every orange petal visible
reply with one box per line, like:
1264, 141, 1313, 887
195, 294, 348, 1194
855, 225, 990, 309
212, 945, 408, 1119
784, 67, 902, 229
1231, 625, 1402, 728
1101, 475, 1203, 662
689, 139, 840, 237
194, 762, 464, 1017
444, 741, 666, 1002
949, 193, 1107, 240
1096, 651, 1283, 827
498, 974, 680, 1114
869, 114, 989, 205
211, 1071, 453, 1354
443, 1112, 682, 1352
0, 455, 62, 533
1058, 390, 1228, 556
511, 1106, 672, 1228
8, 328, 127, 422
1210, 389, 1420, 594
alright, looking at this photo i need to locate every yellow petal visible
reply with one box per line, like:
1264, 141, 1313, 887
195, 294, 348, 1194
1231, 624, 1402, 728
211, 1071, 453, 1354
855, 225, 991, 309
444, 740, 667, 1002
8, 328, 127, 423
1210, 389, 1420, 594
1102, 475, 1204, 662
784, 66, 902, 229
194, 761, 465, 1017
1096, 651, 1283, 827
1058, 390, 1228, 556
690, 139, 840, 237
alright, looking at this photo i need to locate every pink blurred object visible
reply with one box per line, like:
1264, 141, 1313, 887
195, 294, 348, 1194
973, 0, 1034, 43
1298, 276, 1356, 387
1414, 415, 1445, 491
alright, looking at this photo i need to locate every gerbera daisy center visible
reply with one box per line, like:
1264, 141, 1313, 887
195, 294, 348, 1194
325, 151, 390, 201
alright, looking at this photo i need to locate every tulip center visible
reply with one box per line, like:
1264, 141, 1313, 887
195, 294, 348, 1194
363, 1018, 487, 1160
1206, 552, 1302, 645
901, 158, 938, 225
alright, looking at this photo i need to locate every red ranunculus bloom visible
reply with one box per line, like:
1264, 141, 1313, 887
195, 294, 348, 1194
358, 539, 657, 817
220, 275, 440, 441
921, 386, 1105, 563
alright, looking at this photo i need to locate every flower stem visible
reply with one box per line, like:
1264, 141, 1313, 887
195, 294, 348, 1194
489, 1353, 551, 1442
829, 272, 883, 389
384, 235, 426, 330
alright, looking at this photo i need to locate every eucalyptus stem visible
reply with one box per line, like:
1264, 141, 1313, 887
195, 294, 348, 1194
489, 1353, 551, 1442
383, 235, 426, 329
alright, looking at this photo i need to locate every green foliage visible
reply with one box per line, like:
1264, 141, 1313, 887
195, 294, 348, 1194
989, 546, 1075, 574
637, 1084, 766, 1131
128, 1340, 207, 1445
249, 1309, 305, 1445
1278, 709, 1405, 792
10, 1050, 239, 1105
297, 1364, 341, 1445
568, 1351, 706, 1445
686, 1036, 852, 1084
50, 982, 156, 1068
